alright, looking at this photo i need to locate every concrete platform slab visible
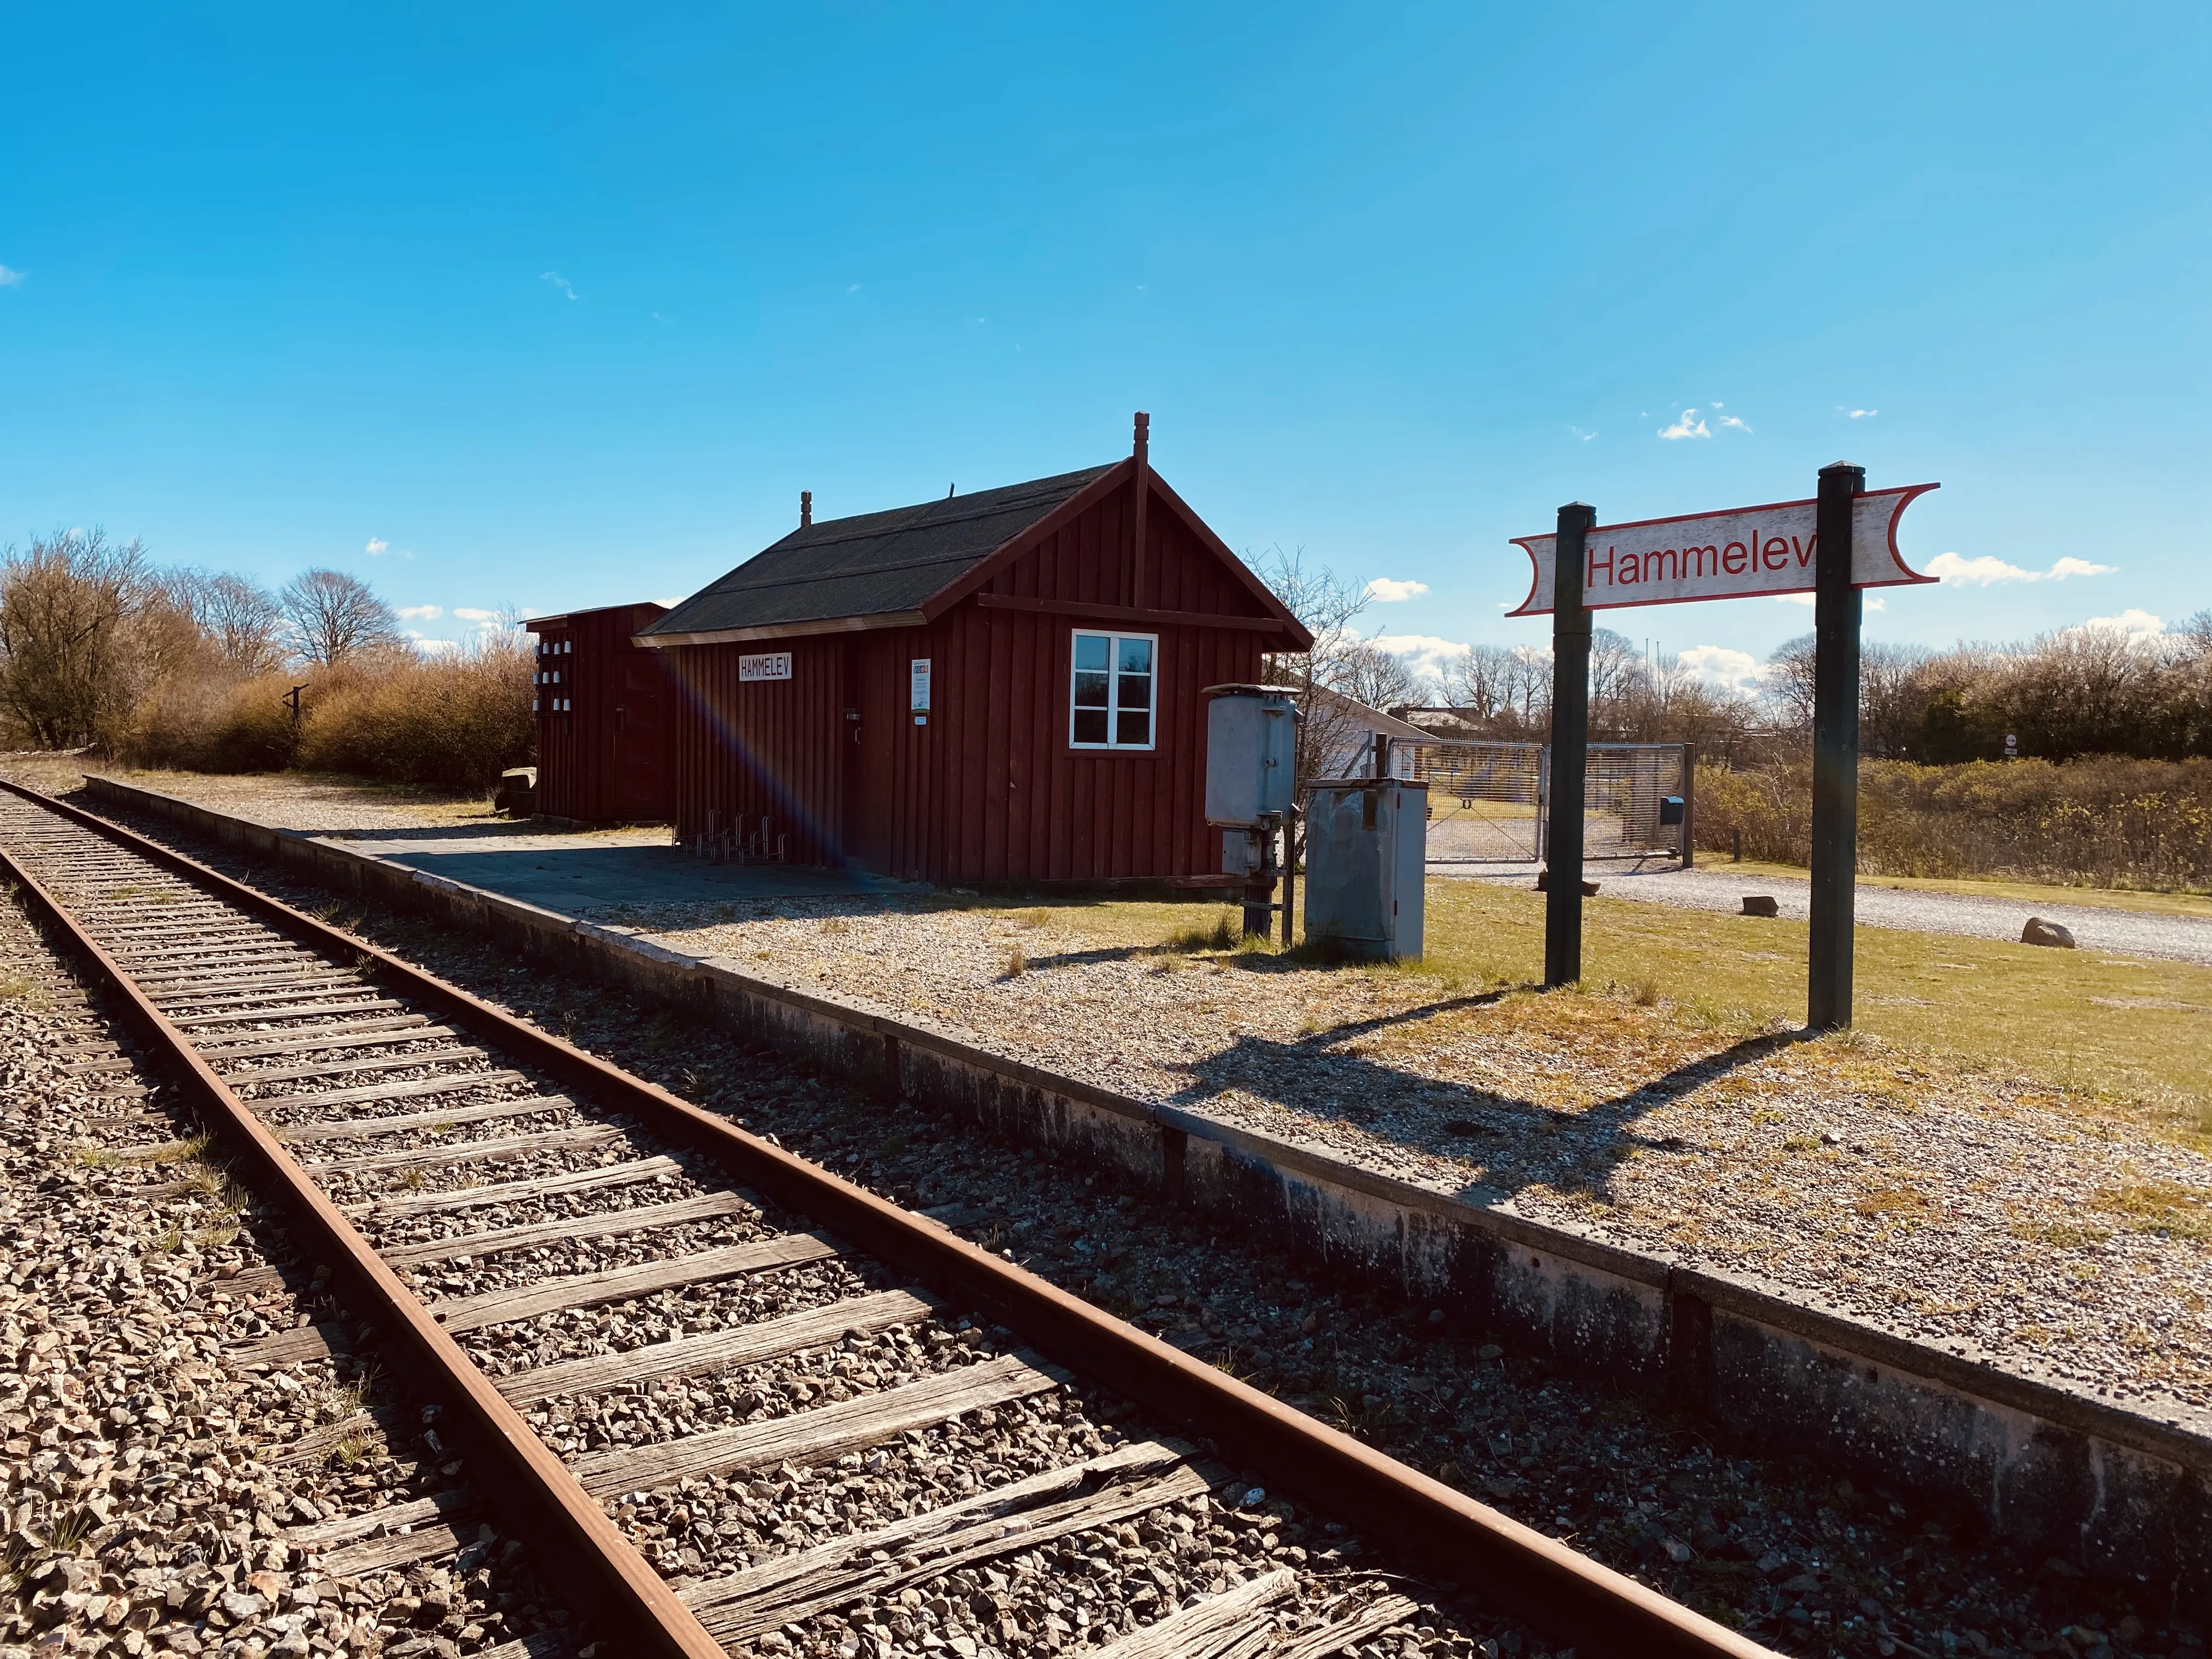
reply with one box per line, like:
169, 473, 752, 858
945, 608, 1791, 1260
318, 825, 921, 915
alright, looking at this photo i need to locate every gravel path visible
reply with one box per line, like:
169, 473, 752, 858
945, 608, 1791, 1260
55, 791, 2210, 1659
1445, 862, 2212, 967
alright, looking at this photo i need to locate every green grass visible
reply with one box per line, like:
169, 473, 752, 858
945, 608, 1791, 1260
964, 880, 2212, 1138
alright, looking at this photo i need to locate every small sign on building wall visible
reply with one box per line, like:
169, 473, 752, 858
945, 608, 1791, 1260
910, 659, 932, 724
739, 652, 793, 682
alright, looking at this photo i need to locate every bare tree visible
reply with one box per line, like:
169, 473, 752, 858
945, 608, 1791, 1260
1331, 638, 1429, 713
0, 529, 155, 748
1251, 546, 1376, 797
1763, 634, 1818, 732
280, 569, 403, 667
169, 569, 286, 677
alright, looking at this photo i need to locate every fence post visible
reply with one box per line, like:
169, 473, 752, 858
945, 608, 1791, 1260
1680, 741, 1696, 868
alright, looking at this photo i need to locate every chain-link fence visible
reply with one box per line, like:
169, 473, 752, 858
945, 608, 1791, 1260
1409, 740, 1689, 865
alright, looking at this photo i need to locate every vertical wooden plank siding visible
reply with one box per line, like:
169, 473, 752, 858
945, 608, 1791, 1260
527, 603, 673, 824
667, 479, 1270, 884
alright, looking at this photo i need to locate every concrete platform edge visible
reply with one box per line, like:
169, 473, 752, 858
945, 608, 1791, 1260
78, 775, 2212, 1618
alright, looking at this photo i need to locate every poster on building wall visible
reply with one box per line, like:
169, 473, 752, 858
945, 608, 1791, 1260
910, 659, 932, 713
739, 652, 793, 682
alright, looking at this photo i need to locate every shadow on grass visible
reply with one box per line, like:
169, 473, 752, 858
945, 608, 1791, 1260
1164, 1008, 1807, 1210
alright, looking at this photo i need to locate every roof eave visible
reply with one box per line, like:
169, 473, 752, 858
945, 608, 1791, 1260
635, 611, 929, 649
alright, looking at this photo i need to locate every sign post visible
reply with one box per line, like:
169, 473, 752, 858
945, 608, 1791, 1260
1544, 503, 1595, 988
1809, 462, 1864, 1030
1509, 469, 1937, 1020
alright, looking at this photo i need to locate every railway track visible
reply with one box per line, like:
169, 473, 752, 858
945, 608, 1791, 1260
0, 778, 1775, 1659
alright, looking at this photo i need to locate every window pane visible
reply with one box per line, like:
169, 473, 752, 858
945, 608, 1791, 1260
1074, 634, 1110, 672
1073, 709, 1109, 744
1116, 708, 1151, 746
1073, 669, 1109, 709
1116, 670, 1150, 710
1117, 636, 1152, 675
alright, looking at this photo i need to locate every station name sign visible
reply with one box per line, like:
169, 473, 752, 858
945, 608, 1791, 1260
738, 651, 793, 682
1508, 483, 1939, 616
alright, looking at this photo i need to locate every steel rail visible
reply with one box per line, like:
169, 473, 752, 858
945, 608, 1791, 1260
0, 776, 1780, 1658
0, 812, 730, 1659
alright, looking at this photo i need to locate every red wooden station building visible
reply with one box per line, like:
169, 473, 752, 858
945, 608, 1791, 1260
528, 417, 1310, 885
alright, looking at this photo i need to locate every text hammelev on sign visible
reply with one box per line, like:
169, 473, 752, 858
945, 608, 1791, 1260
738, 652, 792, 682
1507, 483, 1939, 616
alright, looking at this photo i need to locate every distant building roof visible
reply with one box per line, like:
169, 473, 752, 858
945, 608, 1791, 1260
1308, 685, 1433, 743
642, 466, 1116, 644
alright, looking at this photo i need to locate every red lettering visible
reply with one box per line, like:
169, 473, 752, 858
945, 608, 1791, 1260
1620, 551, 1641, 583
1685, 544, 1718, 578
1588, 545, 1615, 586
1723, 541, 1748, 575
1792, 534, 1816, 568
1762, 537, 1788, 571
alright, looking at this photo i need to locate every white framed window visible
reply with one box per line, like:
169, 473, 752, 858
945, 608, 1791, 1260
1069, 630, 1156, 750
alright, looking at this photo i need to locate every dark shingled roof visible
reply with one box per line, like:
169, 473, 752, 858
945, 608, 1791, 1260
644, 465, 1117, 639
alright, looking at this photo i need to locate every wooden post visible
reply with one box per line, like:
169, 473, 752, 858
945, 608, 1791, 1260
1679, 740, 1696, 868
1809, 462, 1864, 1031
1544, 503, 1595, 989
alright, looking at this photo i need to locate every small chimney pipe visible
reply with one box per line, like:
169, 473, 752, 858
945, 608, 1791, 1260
800, 490, 812, 528
1133, 410, 1149, 464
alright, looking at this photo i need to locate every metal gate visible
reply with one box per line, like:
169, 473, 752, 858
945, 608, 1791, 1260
1409, 740, 1687, 866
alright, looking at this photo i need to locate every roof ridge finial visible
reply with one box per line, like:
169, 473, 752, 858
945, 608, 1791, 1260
1133, 410, 1149, 465
800, 490, 812, 528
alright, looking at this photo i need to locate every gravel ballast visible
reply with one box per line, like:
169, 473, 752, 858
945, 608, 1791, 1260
0, 896, 573, 1658
33, 799, 2210, 1659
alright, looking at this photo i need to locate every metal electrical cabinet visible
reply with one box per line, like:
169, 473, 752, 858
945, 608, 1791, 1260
1204, 685, 1299, 826
1301, 779, 1428, 960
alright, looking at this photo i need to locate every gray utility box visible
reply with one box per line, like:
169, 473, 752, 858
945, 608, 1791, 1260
1204, 685, 1299, 827
1302, 779, 1427, 961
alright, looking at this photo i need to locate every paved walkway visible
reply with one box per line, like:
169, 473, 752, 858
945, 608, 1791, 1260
1439, 859, 2212, 967
321, 825, 920, 915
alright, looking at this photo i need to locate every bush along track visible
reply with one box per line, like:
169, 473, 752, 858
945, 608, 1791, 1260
50, 791, 2211, 1659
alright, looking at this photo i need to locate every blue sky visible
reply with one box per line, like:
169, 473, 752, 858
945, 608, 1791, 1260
3, 3, 2206, 686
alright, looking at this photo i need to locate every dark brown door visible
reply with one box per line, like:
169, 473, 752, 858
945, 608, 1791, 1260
839, 645, 897, 870
612, 661, 667, 822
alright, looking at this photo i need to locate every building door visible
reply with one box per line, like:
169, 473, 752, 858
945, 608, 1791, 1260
840, 646, 896, 870
612, 659, 667, 822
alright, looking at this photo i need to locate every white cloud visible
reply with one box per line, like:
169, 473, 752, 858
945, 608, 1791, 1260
0, 265, 24, 288
411, 636, 461, 656
1926, 551, 2117, 586
453, 607, 503, 624
396, 604, 442, 622
1718, 415, 1752, 433
1366, 633, 1470, 684
365, 537, 390, 556
540, 271, 578, 301
1568, 425, 1597, 442
1657, 408, 1710, 441
1364, 578, 1430, 603
2080, 608, 2165, 639
1677, 645, 1765, 692
1844, 408, 1877, 419
1774, 592, 1816, 606
847, 284, 860, 293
